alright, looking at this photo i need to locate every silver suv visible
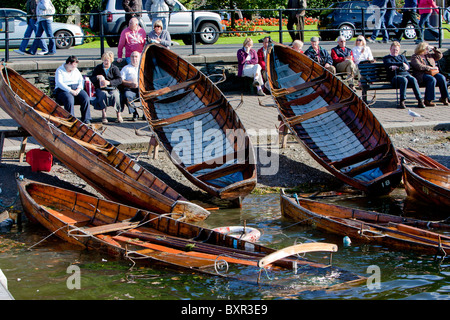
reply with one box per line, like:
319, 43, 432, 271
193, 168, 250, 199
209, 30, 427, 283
90, 0, 225, 46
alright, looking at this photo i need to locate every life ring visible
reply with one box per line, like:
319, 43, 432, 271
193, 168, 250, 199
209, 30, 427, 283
212, 226, 261, 242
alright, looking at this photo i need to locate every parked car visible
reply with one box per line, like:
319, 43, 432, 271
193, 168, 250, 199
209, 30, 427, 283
318, 1, 417, 41
0, 8, 84, 49
90, 0, 225, 46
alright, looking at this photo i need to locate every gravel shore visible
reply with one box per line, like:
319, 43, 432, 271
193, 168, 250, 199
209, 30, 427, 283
0, 128, 448, 210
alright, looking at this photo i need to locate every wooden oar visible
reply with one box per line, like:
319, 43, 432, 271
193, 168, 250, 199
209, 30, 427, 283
257, 243, 338, 268
35, 110, 76, 128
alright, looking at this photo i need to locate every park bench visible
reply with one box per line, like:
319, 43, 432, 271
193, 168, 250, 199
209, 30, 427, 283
358, 62, 450, 104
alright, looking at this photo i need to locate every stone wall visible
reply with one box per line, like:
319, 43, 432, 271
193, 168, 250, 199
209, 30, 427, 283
9, 58, 244, 95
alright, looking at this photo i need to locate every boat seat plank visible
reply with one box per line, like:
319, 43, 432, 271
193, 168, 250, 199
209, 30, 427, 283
186, 151, 241, 174
273, 74, 327, 98
81, 221, 139, 235
286, 99, 354, 126
330, 143, 388, 169
151, 99, 223, 129
42, 206, 91, 226
142, 74, 201, 100
196, 163, 247, 182
346, 156, 390, 177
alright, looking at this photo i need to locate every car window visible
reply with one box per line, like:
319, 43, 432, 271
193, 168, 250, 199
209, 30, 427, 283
339, 3, 351, 14
350, 2, 368, 13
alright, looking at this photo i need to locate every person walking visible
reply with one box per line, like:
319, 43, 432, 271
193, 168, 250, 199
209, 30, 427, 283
122, 0, 143, 26
367, 0, 389, 43
286, 0, 307, 42
393, 0, 422, 43
26, 0, 56, 56
14, 0, 48, 55
417, 0, 440, 42
54, 56, 92, 124
145, 0, 175, 30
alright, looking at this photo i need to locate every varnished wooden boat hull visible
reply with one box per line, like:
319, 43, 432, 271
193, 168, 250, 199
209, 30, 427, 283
0, 66, 209, 220
267, 43, 402, 195
402, 163, 450, 209
280, 191, 450, 255
17, 178, 365, 288
139, 44, 257, 206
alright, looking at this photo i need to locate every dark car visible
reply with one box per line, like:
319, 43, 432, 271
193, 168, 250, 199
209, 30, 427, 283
318, 1, 416, 41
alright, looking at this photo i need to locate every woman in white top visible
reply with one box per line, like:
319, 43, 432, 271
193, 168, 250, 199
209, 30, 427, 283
351, 35, 374, 65
54, 55, 91, 124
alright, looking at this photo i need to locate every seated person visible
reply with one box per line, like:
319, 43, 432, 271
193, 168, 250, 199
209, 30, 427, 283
383, 41, 424, 109
148, 19, 171, 48
237, 37, 265, 96
257, 36, 270, 82
410, 42, 449, 106
117, 17, 146, 65
331, 36, 357, 86
351, 35, 374, 65
304, 37, 336, 74
90, 51, 123, 124
54, 55, 91, 124
291, 40, 304, 53
120, 51, 141, 121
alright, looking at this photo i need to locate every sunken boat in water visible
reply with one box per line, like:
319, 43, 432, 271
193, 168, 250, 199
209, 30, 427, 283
280, 190, 450, 256
18, 178, 365, 289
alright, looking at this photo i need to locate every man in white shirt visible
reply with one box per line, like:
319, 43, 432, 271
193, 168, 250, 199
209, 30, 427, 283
54, 56, 91, 124
120, 51, 141, 120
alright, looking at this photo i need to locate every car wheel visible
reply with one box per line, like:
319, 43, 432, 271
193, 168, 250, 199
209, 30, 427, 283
339, 24, 355, 41
54, 30, 74, 49
198, 22, 219, 45
403, 24, 417, 39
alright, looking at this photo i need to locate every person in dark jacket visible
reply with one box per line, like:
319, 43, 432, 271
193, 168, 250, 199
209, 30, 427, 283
286, 0, 307, 42
304, 37, 336, 73
122, 0, 143, 26
90, 51, 123, 124
383, 42, 424, 109
393, 0, 422, 43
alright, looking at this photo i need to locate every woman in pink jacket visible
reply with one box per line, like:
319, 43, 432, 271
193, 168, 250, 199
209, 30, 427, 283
117, 17, 146, 64
417, 0, 440, 42
237, 38, 265, 96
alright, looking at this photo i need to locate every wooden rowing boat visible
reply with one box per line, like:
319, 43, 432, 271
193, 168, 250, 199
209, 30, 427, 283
402, 163, 450, 209
266, 42, 402, 195
280, 190, 450, 255
397, 147, 450, 172
0, 65, 209, 222
139, 44, 257, 207
17, 178, 365, 288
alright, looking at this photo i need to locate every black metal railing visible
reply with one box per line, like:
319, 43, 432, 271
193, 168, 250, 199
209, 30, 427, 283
1, 6, 448, 62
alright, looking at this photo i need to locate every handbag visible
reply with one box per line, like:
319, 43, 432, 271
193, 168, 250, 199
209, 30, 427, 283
426, 68, 439, 76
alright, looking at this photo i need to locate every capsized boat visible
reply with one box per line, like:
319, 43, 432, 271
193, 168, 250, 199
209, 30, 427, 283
402, 163, 450, 209
139, 44, 257, 207
17, 178, 365, 289
0, 65, 208, 222
280, 190, 450, 256
266, 42, 402, 195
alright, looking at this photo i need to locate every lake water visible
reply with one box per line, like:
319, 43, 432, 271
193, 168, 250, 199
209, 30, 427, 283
1, 190, 450, 301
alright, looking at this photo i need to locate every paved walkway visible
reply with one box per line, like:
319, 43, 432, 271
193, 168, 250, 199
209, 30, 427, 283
1, 86, 449, 156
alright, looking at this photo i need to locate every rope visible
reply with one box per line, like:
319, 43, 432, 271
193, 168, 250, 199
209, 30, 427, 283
27, 224, 68, 250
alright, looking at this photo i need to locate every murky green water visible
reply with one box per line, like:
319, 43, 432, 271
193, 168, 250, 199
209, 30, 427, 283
1, 191, 450, 300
